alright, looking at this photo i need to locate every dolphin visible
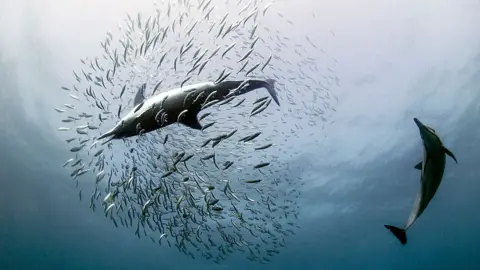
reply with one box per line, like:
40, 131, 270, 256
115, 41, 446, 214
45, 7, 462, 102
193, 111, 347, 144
97, 78, 279, 141
384, 118, 458, 245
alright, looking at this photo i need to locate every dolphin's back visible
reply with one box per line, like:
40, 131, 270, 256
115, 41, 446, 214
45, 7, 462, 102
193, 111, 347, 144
182, 81, 215, 92
147, 82, 215, 108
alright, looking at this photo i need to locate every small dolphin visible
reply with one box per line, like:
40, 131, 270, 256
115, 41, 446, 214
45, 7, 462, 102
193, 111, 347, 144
97, 78, 279, 141
385, 118, 458, 245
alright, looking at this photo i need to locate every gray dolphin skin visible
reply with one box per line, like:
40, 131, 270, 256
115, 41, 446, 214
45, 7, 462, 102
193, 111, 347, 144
384, 118, 458, 245
97, 78, 279, 141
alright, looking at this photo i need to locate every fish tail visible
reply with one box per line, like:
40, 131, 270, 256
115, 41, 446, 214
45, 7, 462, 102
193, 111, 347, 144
264, 79, 280, 106
384, 225, 407, 245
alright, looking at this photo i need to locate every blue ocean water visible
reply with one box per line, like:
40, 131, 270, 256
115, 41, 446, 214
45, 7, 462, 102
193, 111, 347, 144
1, 0, 480, 269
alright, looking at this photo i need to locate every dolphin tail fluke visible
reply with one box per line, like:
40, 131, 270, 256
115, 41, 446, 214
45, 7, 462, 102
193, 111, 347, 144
264, 79, 280, 106
384, 225, 407, 245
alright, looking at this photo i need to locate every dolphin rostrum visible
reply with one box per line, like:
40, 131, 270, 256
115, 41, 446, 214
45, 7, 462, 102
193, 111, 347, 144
384, 118, 458, 245
97, 78, 279, 141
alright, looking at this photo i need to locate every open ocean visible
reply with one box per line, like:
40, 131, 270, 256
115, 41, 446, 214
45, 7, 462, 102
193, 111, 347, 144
1, 0, 480, 269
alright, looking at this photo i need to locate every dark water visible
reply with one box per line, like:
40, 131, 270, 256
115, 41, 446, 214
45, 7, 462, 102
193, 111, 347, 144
2, 0, 480, 269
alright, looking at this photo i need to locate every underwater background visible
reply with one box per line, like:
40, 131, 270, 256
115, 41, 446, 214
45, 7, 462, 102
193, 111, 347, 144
1, 0, 480, 269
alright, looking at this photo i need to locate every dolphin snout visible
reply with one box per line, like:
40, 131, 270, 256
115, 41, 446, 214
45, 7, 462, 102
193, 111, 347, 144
413, 118, 422, 127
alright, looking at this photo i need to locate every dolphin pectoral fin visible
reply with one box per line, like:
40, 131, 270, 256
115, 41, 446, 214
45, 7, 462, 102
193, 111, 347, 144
414, 162, 422, 170
384, 225, 407, 245
443, 147, 458, 163
180, 113, 202, 130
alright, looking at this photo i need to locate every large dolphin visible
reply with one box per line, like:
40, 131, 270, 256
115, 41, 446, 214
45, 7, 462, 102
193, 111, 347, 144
384, 118, 458, 245
97, 78, 279, 141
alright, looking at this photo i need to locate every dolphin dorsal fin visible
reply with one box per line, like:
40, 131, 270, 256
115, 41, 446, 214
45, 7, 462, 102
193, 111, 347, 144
414, 162, 422, 170
443, 147, 458, 163
133, 83, 146, 106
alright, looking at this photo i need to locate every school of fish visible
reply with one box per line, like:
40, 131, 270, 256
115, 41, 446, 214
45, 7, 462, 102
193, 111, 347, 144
52, 0, 462, 262
53, 0, 340, 264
